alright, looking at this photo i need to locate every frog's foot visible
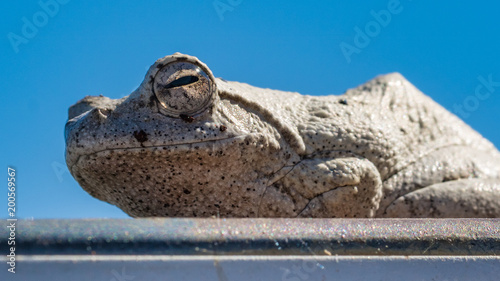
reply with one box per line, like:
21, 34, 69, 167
258, 157, 383, 218
383, 179, 500, 218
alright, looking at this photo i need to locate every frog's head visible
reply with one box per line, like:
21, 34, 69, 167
65, 53, 303, 217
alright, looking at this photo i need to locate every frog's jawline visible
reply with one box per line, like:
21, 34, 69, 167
70, 135, 246, 170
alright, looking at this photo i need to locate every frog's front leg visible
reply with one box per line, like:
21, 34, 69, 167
384, 179, 500, 218
258, 157, 383, 218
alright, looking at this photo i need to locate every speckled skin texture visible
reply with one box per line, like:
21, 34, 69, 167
65, 53, 500, 218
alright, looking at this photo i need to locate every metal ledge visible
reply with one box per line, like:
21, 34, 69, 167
1, 218, 499, 255
1, 219, 499, 280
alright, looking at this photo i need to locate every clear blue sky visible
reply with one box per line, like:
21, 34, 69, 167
1, 1, 499, 218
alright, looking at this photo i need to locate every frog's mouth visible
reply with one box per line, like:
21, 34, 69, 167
67, 134, 259, 172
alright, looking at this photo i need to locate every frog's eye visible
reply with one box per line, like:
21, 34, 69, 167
153, 61, 215, 117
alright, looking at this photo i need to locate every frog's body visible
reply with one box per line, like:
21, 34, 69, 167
65, 53, 500, 218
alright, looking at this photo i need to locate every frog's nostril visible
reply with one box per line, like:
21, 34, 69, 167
98, 108, 112, 118
89, 108, 111, 121
164, 76, 199, 89
133, 130, 148, 143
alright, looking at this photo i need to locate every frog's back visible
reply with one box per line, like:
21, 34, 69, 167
282, 72, 496, 170
336, 73, 500, 215
346, 73, 498, 156
216, 73, 500, 178
288, 72, 500, 217
341, 73, 500, 173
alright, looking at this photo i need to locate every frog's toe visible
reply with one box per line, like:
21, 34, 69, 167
297, 185, 380, 218
384, 179, 500, 218
258, 185, 309, 217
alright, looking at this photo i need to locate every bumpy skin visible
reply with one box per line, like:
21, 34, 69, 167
65, 53, 500, 218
